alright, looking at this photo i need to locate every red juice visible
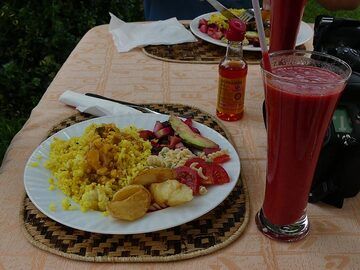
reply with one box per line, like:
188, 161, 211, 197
269, 0, 307, 52
263, 65, 345, 225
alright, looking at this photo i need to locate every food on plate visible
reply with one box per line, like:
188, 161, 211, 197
169, 115, 218, 149
140, 114, 218, 154
198, 9, 270, 47
131, 167, 175, 186
212, 153, 231, 164
206, 9, 245, 31
206, 149, 231, 164
30, 161, 39, 167
150, 180, 193, 207
147, 147, 195, 168
61, 197, 77, 210
42, 115, 233, 222
183, 157, 230, 185
44, 123, 151, 212
107, 185, 151, 221
175, 166, 201, 194
49, 202, 57, 212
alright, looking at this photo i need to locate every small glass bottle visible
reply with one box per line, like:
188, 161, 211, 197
216, 19, 248, 121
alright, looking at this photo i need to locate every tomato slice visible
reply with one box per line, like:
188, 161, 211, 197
211, 163, 230, 184
183, 157, 230, 185
199, 164, 215, 185
212, 154, 231, 164
184, 158, 214, 185
174, 166, 200, 195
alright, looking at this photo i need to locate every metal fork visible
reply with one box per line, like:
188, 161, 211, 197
238, 9, 254, 23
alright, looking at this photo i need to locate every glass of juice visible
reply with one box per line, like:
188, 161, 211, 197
269, 0, 307, 52
256, 50, 351, 241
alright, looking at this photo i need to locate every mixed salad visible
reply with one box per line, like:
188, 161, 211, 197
138, 115, 231, 195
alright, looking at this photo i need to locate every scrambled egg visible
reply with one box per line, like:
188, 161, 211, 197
44, 123, 152, 212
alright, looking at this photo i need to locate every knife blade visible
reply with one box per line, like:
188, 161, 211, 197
84, 93, 161, 114
206, 0, 239, 20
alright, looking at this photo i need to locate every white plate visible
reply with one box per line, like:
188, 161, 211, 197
24, 114, 240, 234
190, 12, 314, 51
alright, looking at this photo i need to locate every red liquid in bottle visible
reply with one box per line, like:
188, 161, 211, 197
269, 0, 307, 52
216, 59, 248, 121
263, 65, 344, 225
217, 19, 247, 121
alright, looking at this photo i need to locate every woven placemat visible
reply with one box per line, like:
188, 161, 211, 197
21, 103, 249, 262
143, 38, 263, 64
143, 43, 306, 64
142, 25, 305, 64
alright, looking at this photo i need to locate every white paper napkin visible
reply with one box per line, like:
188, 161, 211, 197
59, 90, 142, 117
109, 12, 197, 52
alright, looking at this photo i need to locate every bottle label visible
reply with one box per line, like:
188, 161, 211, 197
217, 76, 246, 114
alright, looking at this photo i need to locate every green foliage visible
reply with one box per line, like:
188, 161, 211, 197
0, 0, 144, 164
0, 0, 143, 118
304, 0, 360, 22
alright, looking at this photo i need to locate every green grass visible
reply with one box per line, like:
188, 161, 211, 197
304, 0, 360, 22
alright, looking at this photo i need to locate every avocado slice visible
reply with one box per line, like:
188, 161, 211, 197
169, 115, 219, 149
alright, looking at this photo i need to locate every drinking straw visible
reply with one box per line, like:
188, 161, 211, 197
251, 0, 272, 72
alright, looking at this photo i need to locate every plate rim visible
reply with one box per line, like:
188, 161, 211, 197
189, 11, 314, 51
23, 113, 240, 234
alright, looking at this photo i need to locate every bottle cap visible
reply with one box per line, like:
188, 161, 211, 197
226, 18, 246, 42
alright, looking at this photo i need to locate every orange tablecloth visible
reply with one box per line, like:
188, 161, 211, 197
1, 24, 359, 269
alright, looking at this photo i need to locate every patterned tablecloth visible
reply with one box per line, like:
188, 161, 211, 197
0, 24, 359, 269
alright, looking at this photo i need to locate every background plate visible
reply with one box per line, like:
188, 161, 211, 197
24, 114, 240, 234
190, 12, 314, 51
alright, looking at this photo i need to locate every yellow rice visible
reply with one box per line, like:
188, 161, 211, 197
44, 123, 152, 212
208, 9, 246, 30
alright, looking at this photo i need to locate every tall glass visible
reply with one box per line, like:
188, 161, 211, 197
256, 51, 351, 241
269, 0, 307, 52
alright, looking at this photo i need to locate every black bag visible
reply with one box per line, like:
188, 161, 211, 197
308, 15, 360, 208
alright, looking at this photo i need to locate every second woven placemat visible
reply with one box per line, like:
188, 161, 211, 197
142, 24, 306, 64
21, 104, 249, 262
143, 42, 306, 64
143, 40, 263, 64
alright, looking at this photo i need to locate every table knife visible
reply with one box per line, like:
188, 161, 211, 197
205, 0, 240, 20
84, 93, 160, 114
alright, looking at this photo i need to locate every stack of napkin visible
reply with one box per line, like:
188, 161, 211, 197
109, 13, 197, 52
59, 90, 142, 116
